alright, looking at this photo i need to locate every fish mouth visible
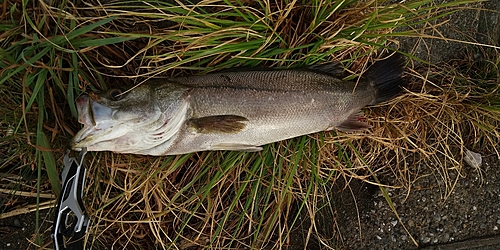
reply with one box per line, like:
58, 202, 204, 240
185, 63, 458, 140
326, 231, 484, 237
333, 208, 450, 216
71, 95, 116, 150
76, 95, 94, 127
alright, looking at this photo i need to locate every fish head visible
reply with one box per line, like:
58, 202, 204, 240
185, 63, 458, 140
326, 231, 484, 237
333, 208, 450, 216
71, 83, 189, 154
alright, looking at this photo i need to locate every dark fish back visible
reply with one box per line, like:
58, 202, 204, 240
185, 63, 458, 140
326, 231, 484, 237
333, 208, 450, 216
172, 67, 353, 93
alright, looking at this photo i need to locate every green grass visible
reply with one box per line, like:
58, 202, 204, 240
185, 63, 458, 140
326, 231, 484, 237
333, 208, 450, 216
1, 0, 499, 249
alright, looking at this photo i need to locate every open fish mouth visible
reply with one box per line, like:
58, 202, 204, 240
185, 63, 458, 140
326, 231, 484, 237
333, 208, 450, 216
71, 95, 95, 149
76, 95, 94, 127
71, 95, 121, 150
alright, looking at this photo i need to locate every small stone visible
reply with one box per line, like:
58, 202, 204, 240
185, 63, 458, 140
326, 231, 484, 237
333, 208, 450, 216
496, 219, 500, 225
422, 236, 431, 244
6, 243, 11, 247
473, 206, 477, 211
378, 201, 384, 208
480, 224, 486, 229
494, 226, 498, 231
408, 219, 415, 227
391, 220, 398, 227
13, 219, 21, 227
434, 214, 441, 222
464, 148, 482, 169
376, 235, 382, 240
442, 233, 450, 242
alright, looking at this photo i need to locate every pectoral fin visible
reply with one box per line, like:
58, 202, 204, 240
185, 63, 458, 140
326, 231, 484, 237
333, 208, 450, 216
211, 143, 263, 152
336, 111, 372, 132
189, 115, 248, 134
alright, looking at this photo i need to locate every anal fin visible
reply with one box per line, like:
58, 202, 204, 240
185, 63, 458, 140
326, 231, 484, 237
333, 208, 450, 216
336, 111, 372, 132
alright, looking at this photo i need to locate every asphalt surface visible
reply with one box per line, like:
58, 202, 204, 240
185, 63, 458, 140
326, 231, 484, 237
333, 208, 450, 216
335, 156, 500, 250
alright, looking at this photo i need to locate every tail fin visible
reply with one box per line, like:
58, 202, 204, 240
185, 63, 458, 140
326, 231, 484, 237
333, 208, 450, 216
365, 53, 406, 105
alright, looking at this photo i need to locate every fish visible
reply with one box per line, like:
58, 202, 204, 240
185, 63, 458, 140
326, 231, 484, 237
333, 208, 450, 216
71, 54, 406, 155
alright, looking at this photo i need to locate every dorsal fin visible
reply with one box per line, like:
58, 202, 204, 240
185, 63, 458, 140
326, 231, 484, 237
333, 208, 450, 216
304, 62, 345, 78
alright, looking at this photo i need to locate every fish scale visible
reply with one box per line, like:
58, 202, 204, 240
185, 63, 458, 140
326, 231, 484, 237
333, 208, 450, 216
160, 84, 357, 155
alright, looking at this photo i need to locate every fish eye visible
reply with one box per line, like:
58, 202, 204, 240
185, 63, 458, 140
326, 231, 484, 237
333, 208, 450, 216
109, 89, 124, 101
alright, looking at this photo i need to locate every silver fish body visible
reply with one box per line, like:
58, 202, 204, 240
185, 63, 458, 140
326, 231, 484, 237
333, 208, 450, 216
71, 55, 405, 155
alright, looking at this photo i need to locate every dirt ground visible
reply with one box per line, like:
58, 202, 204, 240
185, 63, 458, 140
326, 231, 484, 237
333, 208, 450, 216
0, 208, 52, 249
334, 156, 500, 250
